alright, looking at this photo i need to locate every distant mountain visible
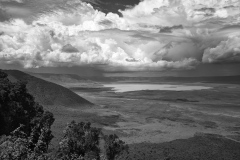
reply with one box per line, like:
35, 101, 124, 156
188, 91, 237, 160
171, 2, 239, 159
4, 70, 93, 107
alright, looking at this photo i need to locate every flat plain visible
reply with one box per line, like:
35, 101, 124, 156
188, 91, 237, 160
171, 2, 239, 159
70, 82, 240, 144
27, 73, 240, 159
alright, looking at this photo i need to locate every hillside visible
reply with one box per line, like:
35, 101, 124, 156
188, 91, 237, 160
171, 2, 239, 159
29, 72, 89, 83
29, 72, 111, 85
4, 70, 93, 107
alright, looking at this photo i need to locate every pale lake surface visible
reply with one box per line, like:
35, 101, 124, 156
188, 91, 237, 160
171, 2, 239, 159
104, 83, 212, 92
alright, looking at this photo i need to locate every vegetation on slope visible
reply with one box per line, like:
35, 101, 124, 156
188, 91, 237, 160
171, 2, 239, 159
0, 70, 128, 160
4, 70, 92, 107
0, 70, 55, 158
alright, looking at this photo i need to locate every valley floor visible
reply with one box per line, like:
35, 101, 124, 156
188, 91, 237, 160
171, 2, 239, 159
45, 81, 240, 159
76, 83, 240, 144
48, 82, 240, 144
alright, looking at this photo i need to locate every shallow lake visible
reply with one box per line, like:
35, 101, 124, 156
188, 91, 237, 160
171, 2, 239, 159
104, 83, 212, 92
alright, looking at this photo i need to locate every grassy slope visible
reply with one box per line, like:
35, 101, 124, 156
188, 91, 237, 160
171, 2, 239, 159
4, 70, 93, 108
29, 73, 88, 83
118, 133, 240, 160
30, 72, 109, 82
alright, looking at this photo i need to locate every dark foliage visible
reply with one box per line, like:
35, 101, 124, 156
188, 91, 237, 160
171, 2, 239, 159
0, 70, 46, 136
57, 121, 101, 160
104, 134, 129, 160
57, 121, 128, 160
0, 69, 55, 158
0, 125, 53, 160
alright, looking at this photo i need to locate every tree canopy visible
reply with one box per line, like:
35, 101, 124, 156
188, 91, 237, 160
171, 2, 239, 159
0, 69, 55, 158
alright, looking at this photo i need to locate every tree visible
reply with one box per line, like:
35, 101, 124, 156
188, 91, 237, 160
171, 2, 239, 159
57, 121, 129, 160
0, 124, 53, 160
104, 134, 129, 160
0, 70, 55, 158
58, 121, 101, 160
0, 70, 46, 136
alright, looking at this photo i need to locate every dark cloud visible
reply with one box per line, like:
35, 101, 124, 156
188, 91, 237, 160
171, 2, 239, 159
195, 7, 215, 13
0, 6, 9, 21
98, 19, 113, 26
194, 7, 216, 17
126, 58, 139, 62
62, 44, 79, 53
218, 25, 240, 31
0, 0, 141, 22
82, 0, 141, 16
159, 25, 183, 33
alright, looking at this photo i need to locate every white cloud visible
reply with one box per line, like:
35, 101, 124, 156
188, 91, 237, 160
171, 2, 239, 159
0, 18, 199, 70
202, 35, 240, 63
120, 0, 240, 27
0, 0, 240, 71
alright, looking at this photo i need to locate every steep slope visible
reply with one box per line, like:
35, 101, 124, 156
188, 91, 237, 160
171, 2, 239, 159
29, 72, 109, 83
29, 72, 90, 84
4, 70, 93, 107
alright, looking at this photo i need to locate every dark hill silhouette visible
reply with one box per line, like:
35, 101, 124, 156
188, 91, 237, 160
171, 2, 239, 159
4, 70, 93, 107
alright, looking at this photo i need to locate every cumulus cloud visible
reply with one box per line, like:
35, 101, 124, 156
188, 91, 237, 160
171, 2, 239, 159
202, 36, 240, 63
0, 18, 198, 70
120, 0, 240, 27
0, 0, 240, 71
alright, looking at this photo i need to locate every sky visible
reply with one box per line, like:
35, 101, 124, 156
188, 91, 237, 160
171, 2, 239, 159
0, 0, 240, 77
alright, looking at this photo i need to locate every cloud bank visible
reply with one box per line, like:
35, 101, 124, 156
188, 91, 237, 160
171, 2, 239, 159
0, 0, 240, 71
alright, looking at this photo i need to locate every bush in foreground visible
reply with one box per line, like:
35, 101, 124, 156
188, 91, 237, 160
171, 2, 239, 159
57, 121, 128, 160
104, 134, 129, 160
57, 121, 101, 160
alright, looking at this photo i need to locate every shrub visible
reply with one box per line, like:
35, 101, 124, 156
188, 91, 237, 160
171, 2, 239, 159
57, 121, 101, 160
104, 134, 129, 160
